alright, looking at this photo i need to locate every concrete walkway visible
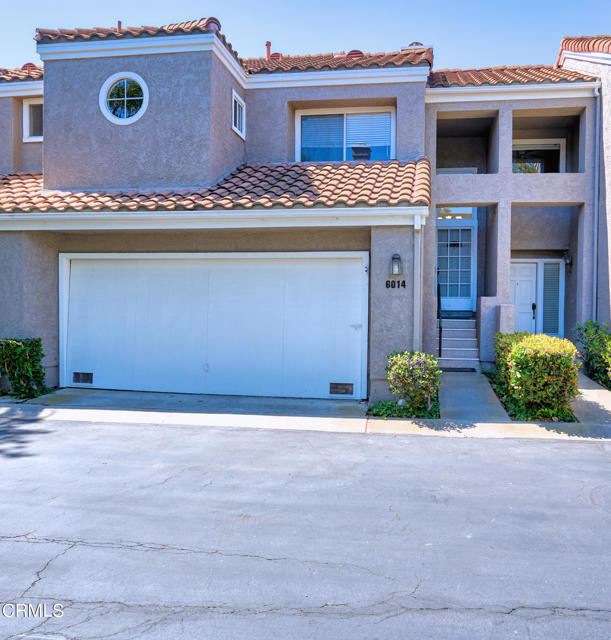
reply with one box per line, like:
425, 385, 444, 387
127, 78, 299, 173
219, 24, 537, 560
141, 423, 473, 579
439, 371, 509, 421
573, 372, 611, 424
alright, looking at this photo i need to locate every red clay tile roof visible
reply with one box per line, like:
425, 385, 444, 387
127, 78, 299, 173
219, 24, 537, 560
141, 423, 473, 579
0, 161, 432, 213
427, 64, 594, 87
0, 63, 43, 82
242, 48, 433, 73
35, 17, 222, 42
559, 35, 611, 56
35, 17, 240, 62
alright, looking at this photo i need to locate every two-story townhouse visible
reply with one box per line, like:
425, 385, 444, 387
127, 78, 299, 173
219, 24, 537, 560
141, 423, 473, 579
0, 18, 608, 402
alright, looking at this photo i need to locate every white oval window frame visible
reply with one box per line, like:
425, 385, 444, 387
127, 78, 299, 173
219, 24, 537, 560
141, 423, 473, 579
99, 71, 149, 125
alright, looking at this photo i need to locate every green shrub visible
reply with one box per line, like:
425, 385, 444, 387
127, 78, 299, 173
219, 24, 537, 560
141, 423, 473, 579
0, 338, 48, 399
508, 334, 579, 421
368, 398, 440, 419
574, 320, 611, 389
386, 350, 441, 413
494, 331, 530, 390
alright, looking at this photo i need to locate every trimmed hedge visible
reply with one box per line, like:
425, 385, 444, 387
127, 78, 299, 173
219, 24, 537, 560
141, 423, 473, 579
574, 320, 611, 389
508, 334, 579, 420
494, 331, 530, 389
490, 332, 579, 421
0, 338, 48, 399
385, 350, 441, 414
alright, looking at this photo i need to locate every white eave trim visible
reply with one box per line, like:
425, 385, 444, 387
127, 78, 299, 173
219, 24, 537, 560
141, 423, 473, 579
37, 32, 430, 89
0, 80, 44, 97
0, 205, 429, 231
38, 33, 247, 88
246, 66, 430, 88
559, 50, 611, 68
425, 80, 600, 103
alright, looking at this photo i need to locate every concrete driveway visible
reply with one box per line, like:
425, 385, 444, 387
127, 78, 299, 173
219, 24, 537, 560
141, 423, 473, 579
0, 416, 610, 639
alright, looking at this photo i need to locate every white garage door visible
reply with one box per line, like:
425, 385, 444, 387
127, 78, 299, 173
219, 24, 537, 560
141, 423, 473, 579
60, 252, 368, 399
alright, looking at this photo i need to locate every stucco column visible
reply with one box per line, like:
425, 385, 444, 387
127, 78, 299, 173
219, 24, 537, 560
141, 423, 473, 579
369, 226, 415, 400
575, 203, 596, 322
496, 200, 512, 302
497, 105, 513, 178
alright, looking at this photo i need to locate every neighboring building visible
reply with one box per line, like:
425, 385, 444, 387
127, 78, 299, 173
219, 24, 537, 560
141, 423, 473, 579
0, 18, 608, 400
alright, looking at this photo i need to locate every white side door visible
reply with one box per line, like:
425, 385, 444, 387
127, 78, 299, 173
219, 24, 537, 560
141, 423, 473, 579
510, 262, 537, 333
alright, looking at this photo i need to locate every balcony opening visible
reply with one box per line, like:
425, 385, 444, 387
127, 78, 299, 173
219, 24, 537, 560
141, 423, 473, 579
436, 111, 498, 175
512, 109, 584, 173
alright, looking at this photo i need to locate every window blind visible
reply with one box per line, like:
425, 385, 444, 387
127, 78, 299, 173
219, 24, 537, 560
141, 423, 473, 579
301, 115, 343, 161
346, 113, 391, 147
542, 263, 560, 334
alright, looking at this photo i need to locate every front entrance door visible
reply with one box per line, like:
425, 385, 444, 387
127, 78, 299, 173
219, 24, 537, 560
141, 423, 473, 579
437, 207, 477, 312
511, 262, 537, 333
510, 260, 565, 336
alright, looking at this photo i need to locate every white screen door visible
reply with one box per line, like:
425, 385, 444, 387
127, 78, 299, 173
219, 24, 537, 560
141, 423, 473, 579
511, 260, 565, 336
437, 207, 477, 312
511, 262, 537, 333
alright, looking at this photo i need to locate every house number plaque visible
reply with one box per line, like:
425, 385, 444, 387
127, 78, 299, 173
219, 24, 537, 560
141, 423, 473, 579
385, 280, 406, 289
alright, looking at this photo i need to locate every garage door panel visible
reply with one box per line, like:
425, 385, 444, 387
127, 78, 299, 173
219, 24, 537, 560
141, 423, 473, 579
281, 259, 363, 398
67, 260, 138, 390
205, 261, 285, 396
132, 261, 209, 393
63, 253, 368, 399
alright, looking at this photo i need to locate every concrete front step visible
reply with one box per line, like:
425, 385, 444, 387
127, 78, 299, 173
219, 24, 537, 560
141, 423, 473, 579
438, 357, 481, 371
438, 318, 476, 329
441, 338, 479, 349
438, 328, 477, 339
441, 347, 480, 359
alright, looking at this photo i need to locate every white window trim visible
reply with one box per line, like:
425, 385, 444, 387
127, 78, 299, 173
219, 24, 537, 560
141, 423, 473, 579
436, 167, 478, 176
512, 138, 567, 173
98, 71, 149, 126
231, 89, 246, 140
294, 106, 396, 162
511, 258, 565, 337
22, 97, 43, 142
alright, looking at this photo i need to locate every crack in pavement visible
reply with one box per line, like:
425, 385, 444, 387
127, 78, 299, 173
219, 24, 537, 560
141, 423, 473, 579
19, 542, 77, 598
1, 532, 393, 583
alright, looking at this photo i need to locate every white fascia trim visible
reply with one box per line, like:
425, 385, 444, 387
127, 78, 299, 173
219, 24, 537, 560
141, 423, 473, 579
559, 50, 611, 68
0, 80, 43, 97
0, 206, 429, 231
38, 33, 248, 89
245, 66, 429, 89
37, 33, 431, 90
425, 81, 600, 103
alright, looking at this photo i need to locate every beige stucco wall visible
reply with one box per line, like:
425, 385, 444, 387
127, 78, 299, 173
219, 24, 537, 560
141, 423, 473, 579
369, 226, 417, 400
244, 80, 427, 163
1, 227, 422, 400
208, 55, 245, 184
42, 52, 215, 190
562, 56, 611, 324
0, 97, 13, 174
0, 96, 43, 173
424, 96, 598, 360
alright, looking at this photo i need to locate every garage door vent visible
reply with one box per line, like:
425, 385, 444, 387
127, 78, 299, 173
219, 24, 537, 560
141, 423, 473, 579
73, 372, 93, 384
329, 382, 353, 395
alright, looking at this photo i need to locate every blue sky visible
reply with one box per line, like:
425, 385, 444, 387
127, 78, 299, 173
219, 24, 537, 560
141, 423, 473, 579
1, 0, 609, 70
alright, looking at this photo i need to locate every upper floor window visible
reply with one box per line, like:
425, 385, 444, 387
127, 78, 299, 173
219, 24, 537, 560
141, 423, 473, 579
23, 97, 43, 142
295, 108, 395, 162
232, 90, 246, 139
99, 72, 149, 125
512, 139, 566, 173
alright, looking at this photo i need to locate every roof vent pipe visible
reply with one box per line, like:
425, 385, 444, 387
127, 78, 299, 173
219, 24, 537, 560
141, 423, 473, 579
265, 41, 271, 59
